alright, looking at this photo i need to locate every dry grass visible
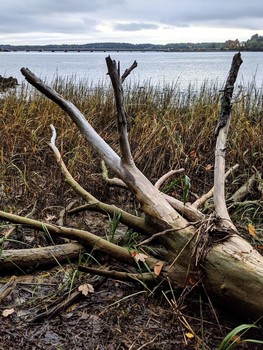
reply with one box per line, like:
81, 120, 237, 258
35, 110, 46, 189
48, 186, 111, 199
0, 77, 262, 217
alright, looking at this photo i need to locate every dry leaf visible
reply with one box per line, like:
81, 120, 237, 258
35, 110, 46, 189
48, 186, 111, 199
248, 223, 256, 237
131, 251, 148, 262
44, 214, 56, 222
2, 308, 15, 317
205, 164, 213, 171
154, 262, 164, 276
185, 332, 194, 339
78, 284, 94, 296
189, 150, 198, 159
188, 275, 199, 285
231, 335, 241, 343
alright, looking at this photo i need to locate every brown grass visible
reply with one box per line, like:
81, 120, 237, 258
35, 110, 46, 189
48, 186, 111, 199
0, 77, 262, 219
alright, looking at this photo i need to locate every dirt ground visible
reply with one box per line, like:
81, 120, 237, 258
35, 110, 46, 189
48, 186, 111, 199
1, 207, 263, 350
1, 265, 262, 350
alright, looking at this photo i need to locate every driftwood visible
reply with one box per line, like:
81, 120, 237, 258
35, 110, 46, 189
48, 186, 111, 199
0, 243, 83, 272
0, 52, 263, 319
0, 75, 18, 90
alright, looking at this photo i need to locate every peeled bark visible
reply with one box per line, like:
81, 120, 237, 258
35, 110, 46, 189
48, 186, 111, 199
0, 53, 262, 319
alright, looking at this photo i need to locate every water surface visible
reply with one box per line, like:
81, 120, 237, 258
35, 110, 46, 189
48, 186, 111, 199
1, 51, 262, 89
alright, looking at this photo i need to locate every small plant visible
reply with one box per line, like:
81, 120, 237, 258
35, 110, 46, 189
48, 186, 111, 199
217, 323, 263, 350
107, 212, 122, 243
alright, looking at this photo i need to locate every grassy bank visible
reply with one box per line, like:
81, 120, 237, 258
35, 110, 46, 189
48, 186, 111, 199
0, 77, 262, 226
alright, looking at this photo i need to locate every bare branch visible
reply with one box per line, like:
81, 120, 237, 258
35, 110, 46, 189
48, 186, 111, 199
0, 243, 83, 271
49, 125, 153, 234
121, 60, 138, 83
101, 160, 128, 188
100, 160, 203, 222
192, 164, 239, 209
20, 67, 122, 175
78, 265, 156, 283
229, 172, 261, 202
105, 56, 134, 165
154, 169, 184, 190
21, 67, 185, 230
214, 53, 242, 230
214, 52, 243, 136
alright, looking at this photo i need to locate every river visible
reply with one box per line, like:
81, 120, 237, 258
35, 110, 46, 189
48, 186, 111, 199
1, 51, 263, 90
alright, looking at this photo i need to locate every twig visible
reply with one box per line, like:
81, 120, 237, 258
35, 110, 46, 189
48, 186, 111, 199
56, 199, 78, 226
154, 168, 184, 190
0, 276, 17, 302
121, 60, 138, 83
192, 164, 239, 209
0, 210, 161, 270
31, 288, 81, 322
138, 222, 198, 247
78, 265, 156, 283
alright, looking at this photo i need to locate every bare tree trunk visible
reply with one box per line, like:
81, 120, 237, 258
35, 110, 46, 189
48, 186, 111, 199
0, 53, 262, 318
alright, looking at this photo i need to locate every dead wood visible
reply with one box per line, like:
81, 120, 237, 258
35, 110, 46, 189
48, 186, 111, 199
78, 265, 156, 283
0, 275, 17, 301
0, 242, 83, 272
230, 172, 262, 202
213, 52, 243, 231
0, 53, 261, 319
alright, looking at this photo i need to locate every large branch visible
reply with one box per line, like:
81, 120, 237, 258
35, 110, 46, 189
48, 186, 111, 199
106, 57, 136, 166
0, 243, 83, 271
20, 67, 122, 175
21, 66, 191, 233
49, 125, 153, 235
213, 52, 243, 230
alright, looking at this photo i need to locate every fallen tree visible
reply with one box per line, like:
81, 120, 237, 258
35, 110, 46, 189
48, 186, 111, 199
0, 52, 262, 319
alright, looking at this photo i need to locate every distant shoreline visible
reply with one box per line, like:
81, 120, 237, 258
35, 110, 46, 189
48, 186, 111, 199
1, 35, 263, 52
0, 48, 250, 53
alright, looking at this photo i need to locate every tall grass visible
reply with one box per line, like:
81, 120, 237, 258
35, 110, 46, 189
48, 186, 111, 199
0, 77, 262, 215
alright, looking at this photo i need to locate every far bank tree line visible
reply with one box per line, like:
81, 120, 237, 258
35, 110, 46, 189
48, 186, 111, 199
1, 34, 263, 52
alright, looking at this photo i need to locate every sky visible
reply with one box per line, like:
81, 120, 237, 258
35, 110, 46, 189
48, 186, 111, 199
1, 0, 263, 45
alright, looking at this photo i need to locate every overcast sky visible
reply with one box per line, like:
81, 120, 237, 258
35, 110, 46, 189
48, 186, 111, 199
1, 0, 263, 45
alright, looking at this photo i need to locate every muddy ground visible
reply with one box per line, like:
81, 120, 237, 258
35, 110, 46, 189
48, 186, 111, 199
1, 204, 263, 350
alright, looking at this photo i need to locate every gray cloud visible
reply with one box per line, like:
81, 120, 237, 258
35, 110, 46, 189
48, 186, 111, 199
114, 23, 159, 31
0, 0, 263, 43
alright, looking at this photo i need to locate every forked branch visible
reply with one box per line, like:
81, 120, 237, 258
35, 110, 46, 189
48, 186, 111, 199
49, 125, 153, 234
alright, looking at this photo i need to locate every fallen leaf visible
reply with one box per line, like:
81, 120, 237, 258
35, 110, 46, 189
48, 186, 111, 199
205, 164, 213, 171
44, 214, 57, 222
188, 275, 199, 285
185, 332, 194, 339
189, 150, 198, 159
231, 335, 241, 343
248, 223, 256, 237
2, 308, 15, 317
154, 262, 164, 276
257, 245, 263, 250
66, 303, 79, 313
131, 251, 148, 262
78, 284, 94, 296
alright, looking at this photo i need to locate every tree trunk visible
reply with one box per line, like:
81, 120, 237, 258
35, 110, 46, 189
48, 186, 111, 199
0, 52, 262, 319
